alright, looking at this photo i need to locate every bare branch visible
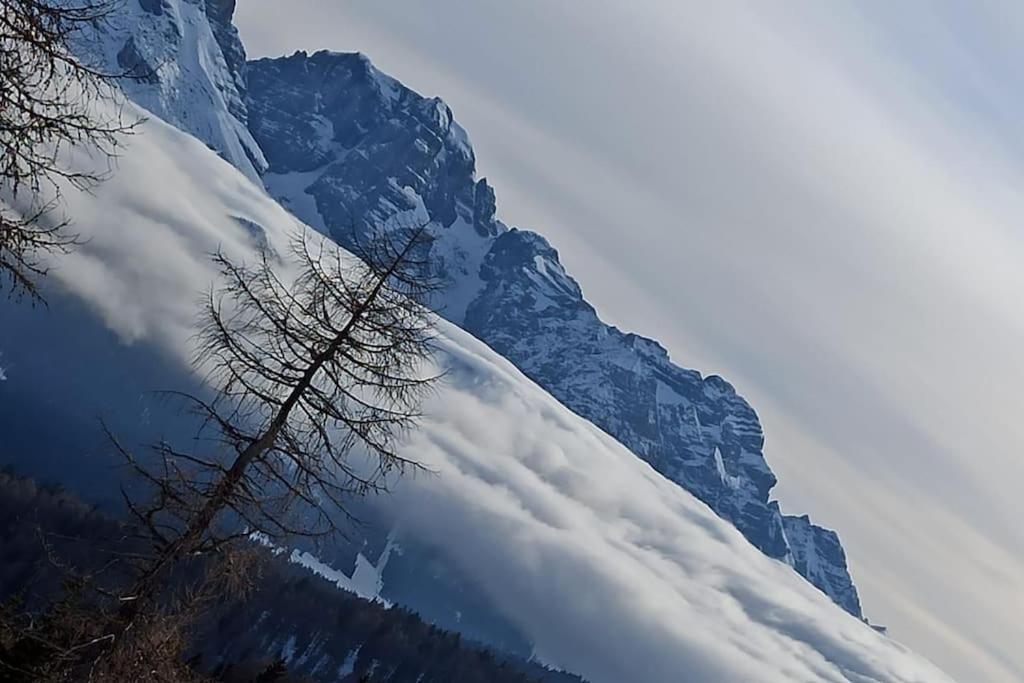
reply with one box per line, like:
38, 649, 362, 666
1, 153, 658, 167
86, 218, 446, 671
1, 0, 139, 300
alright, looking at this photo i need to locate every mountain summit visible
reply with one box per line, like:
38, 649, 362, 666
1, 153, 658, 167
243, 48, 863, 618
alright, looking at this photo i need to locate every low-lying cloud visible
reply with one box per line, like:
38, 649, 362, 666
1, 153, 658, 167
0, 105, 952, 682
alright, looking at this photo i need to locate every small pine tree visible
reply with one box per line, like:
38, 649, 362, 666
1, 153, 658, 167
255, 657, 289, 682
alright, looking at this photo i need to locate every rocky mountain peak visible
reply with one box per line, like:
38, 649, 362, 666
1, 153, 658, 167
241, 47, 865, 618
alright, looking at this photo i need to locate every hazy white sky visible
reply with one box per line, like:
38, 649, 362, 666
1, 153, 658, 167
236, 3, 1024, 680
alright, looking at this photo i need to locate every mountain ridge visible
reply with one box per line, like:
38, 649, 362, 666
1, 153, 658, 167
243, 47, 863, 618
65, 0, 861, 621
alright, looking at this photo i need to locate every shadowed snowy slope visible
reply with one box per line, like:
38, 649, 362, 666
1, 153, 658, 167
0, 107, 952, 683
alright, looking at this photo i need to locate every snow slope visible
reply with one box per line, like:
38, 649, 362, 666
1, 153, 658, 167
73, 0, 267, 184
0, 106, 952, 682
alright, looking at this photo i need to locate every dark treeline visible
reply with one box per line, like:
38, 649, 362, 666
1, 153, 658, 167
198, 562, 586, 683
0, 470, 585, 683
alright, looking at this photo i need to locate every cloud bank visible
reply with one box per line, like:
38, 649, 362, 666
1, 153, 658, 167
387, 321, 952, 682
1, 106, 951, 682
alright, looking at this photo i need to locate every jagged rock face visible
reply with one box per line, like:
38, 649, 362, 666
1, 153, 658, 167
783, 515, 862, 617
247, 50, 501, 321
203, 0, 249, 120
72, 0, 266, 183
463, 229, 790, 560
247, 50, 478, 215
244, 50, 863, 618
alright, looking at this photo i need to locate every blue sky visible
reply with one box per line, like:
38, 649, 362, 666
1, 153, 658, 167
236, 3, 1024, 680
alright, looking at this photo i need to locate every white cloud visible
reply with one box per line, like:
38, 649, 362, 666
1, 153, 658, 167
386, 321, 954, 682
4, 104, 953, 682
233, 2, 1024, 680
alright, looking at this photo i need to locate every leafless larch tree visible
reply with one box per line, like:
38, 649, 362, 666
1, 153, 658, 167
138, 221, 443, 560
107, 221, 445, 662
0, 220, 446, 679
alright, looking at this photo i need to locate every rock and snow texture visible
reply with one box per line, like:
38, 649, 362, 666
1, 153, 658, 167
241, 49, 864, 617
783, 515, 862, 617
73, 0, 267, 184
0, 102, 952, 683
246, 50, 498, 323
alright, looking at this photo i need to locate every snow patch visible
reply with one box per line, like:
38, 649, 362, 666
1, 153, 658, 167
280, 635, 297, 663
263, 169, 330, 235
287, 548, 391, 606
72, 0, 267, 184
337, 647, 360, 678
368, 65, 403, 104
713, 447, 743, 490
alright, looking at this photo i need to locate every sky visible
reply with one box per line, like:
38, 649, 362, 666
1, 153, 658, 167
235, 2, 1024, 680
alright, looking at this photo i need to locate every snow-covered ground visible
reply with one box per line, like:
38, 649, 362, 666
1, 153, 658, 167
0, 106, 953, 683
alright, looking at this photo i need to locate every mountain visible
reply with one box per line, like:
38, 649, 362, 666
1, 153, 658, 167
74, 0, 267, 183
0, 93, 951, 680
242, 49, 863, 618
68, 0, 863, 620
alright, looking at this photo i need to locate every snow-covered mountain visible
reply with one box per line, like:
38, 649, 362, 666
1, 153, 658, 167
68, 0, 866, 620
0, 82, 951, 682
74, 0, 266, 183
242, 49, 864, 618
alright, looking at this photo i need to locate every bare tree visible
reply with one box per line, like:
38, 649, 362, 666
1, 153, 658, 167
1, 0, 137, 300
0, 220, 444, 678
102, 220, 443, 659
0, 532, 258, 682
